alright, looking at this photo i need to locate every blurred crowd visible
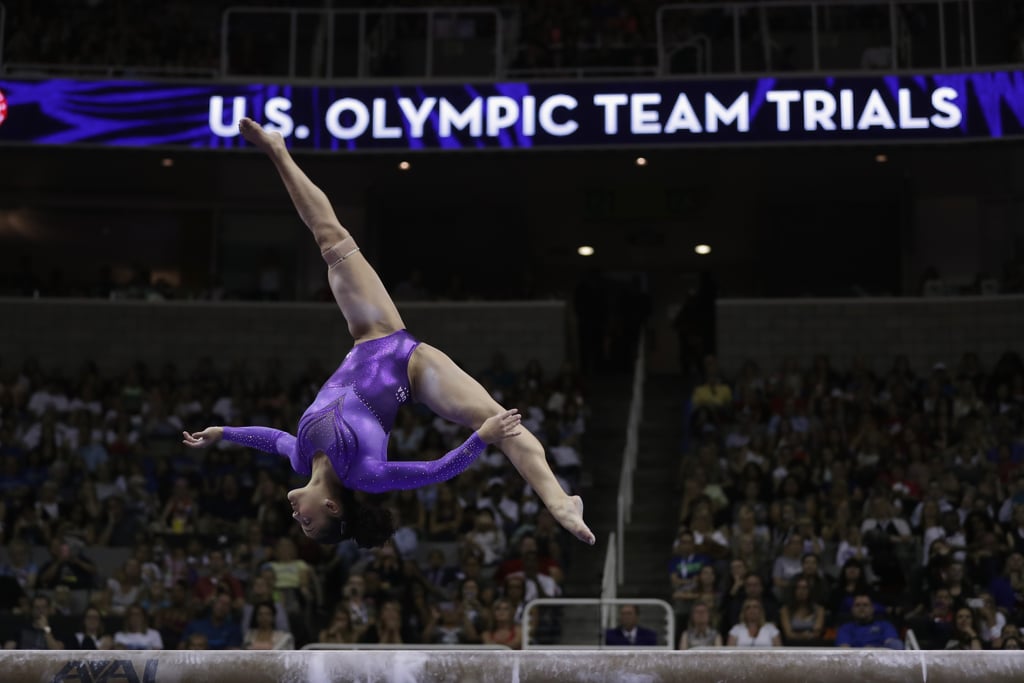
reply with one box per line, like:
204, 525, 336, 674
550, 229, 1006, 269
671, 350, 1024, 650
0, 351, 588, 650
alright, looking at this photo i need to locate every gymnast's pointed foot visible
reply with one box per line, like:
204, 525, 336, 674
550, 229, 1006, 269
239, 117, 285, 154
552, 495, 596, 545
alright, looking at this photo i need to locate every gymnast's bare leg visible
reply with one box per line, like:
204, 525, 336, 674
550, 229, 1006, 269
238, 118, 595, 545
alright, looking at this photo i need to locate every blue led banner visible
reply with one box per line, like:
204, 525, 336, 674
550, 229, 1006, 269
0, 71, 1023, 151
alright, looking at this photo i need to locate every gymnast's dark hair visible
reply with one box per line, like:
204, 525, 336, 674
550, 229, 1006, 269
313, 485, 395, 549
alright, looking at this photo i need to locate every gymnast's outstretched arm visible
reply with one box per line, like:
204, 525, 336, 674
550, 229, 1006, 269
346, 409, 521, 493
182, 426, 305, 474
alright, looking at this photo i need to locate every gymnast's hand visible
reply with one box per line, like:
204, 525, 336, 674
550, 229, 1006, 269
476, 409, 522, 444
182, 427, 224, 448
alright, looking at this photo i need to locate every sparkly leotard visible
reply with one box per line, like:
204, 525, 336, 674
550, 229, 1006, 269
221, 330, 485, 493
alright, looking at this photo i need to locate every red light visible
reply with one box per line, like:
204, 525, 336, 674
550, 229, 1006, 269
0, 89, 8, 128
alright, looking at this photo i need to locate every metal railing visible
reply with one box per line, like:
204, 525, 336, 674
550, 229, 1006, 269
220, 5, 506, 80
0, 62, 218, 79
521, 598, 674, 650
615, 331, 645, 587
656, 0, 1015, 76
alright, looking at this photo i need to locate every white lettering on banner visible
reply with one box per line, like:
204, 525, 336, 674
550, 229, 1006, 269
705, 92, 749, 133
631, 93, 662, 134
372, 98, 403, 138
767, 90, 801, 131
839, 89, 855, 130
898, 88, 930, 129
663, 94, 701, 133
264, 97, 294, 137
521, 95, 537, 136
857, 89, 897, 129
204, 83, 967, 142
209, 96, 246, 136
539, 95, 578, 136
325, 98, 370, 139
487, 96, 520, 136
594, 93, 629, 134
396, 97, 436, 138
803, 90, 836, 131
439, 98, 483, 137
930, 87, 962, 128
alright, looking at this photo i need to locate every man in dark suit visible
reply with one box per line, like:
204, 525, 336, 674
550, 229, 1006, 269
604, 604, 659, 646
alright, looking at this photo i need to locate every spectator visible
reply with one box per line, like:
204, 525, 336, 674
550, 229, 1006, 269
835, 594, 904, 649
194, 549, 246, 612
481, 598, 522, 649
771, 533, 805, 601
0, 538, 38, 591
358, 600, 409, 644
605, 604, 658, 646
61, 606, 113, 649
5, 594, 64, 650
114, 604, 164, 650
244, 600, 295, 650
153, 580, 192, 651
670, 529, 711, 622
426, 483, 463, 541
830, 558, 875, 622
179, 593, 242, 650
422, 600, 480, 644
678, 601, 723, 649
108, 558, 147, 616
37, 537, 98, 591
779, 577, 827, 645
724, 573, 780, 629
944, 606, 983, 650
319, 602, 362, 644
727, 598, 781, 647
240, 574, 290, 640
464, 508, 507, 567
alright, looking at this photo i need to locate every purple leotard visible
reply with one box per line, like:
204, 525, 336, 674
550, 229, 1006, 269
221, 330, 485, 493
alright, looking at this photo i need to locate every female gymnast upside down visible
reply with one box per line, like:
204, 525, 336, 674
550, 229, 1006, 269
183, 117, 594, 550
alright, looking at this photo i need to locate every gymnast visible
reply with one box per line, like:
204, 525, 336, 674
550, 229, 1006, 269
183, 118, 594, 550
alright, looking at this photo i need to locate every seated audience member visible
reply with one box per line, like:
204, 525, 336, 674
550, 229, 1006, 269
422, 601, 480, 644
727, 598, 781, 647
605, 604, 658, 646
61, 606, 113, 649
835, 594, 904, 649
723, 573, 780, 628
482, 598, 522, 649
194, 549, 246, 612
114, 604, 164, 650
319, 602, 363, 644
358, 600, 409, 644
5, 594, 64, 650
179, 593, 242, 650
243, 600, 295, 650
829, 558, 874, 622
779, 577, 827, 645
944, 606, 983, 650
678, 601, 722, 649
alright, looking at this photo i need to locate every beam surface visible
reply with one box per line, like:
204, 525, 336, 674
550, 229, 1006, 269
2, 649, 1022, 683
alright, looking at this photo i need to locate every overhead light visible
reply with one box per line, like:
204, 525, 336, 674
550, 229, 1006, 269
635, 156, 648, 167
695, 244, 711, 255
577, 245, 595, 256
161, 158, 174, 167
398, 160, 411, 171
875, 153, 888, 163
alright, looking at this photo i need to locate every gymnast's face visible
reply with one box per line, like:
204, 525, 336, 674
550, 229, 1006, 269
287, 481, 341, 537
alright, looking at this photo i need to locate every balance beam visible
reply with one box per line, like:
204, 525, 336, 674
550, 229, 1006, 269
4, 649, 1021, 683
